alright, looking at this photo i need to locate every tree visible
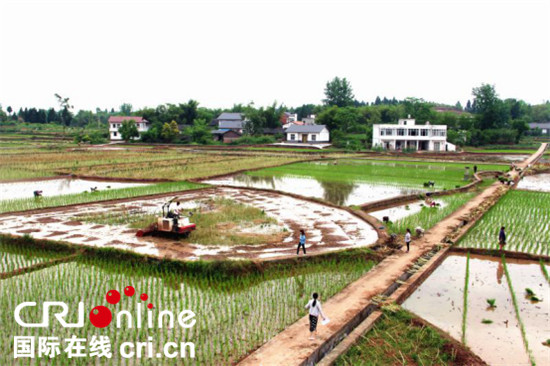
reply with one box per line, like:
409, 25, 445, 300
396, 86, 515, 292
183, 118, 213, 144
54, 93, 74, 127
455, 101, 463, 110
465, 100, 472, 113
471, 84, 508, 130
119, 119, 139, 142
161, 120, 180, 142
119, 103, 133, 115
511, 118, 529, 143
243, 107, 266, 136
323, 77, 354, 107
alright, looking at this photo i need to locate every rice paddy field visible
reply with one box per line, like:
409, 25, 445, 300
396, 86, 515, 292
205, 159, 507, 206
402, 253, 549, 366
457, 190, 550, 255
0, 248, 377, 365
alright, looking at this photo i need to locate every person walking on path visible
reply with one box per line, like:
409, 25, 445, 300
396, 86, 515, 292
498, 226, 506, 251
474, 165, 478, 174
297, 229, 306, 255
405, 228, 412, 252
305, 293, 326, 340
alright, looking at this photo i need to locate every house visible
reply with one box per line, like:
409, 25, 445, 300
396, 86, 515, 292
528, 122, 550, 135
372, 115, 455, 152
286, 124, 330, 143
281, 112, 298, 125
108, 116, 149, 141
218, 120, 246, 134
211, 129, 242, 143
303, 114, 316, 125
210, 112, 246, 128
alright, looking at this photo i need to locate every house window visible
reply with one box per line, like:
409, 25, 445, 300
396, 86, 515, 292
433, 129, 446, 137
311, 134, 316, 141
408, 129, 419, 136
113, 132, 117, 137
421, 129, 428, 136
397, 128, 405, 136
384, 128, 394, 136
290, 134, 295, 141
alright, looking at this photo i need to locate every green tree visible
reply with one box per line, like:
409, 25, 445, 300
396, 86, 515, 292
184, 118, 213, 144
119, 119, 139, 142
511, 118, 529, 143
161, 120, 180, 142
323, 77, 354, 107
316, 105, 339, 131
471, 84, 508, 129
54, 93, 74, 127
119, 103, 133, 115
243, 107, 266, 136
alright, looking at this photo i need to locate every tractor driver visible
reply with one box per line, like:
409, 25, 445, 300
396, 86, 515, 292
171, 202, 181, 231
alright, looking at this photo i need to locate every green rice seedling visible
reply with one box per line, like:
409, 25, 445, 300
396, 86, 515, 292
461, 252, 470, 345
481, 319, 493, 324
457, 190, 550, 255
540, 260, 550, 285
486, 298, 496, 309
502, 256, 536, 366
543, 339, 550, 347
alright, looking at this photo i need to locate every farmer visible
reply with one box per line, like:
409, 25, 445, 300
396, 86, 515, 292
297, 229, 306, 255
171, 202, 181, 230
305, 293, 326, 340
405, 228, 412, 252
498, 226, 506, 250
473, 165, 478, 174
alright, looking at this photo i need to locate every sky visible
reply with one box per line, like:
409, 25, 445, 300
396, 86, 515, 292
1, 0, 549, 112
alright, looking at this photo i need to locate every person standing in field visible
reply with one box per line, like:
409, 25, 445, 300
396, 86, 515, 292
498, 226, 506, 250
405, 228, 412, 252
297, 229, 306, 255
305, 293, 326, 340
474, 165, 478, 174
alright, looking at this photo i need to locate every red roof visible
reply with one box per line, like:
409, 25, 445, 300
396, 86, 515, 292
108, 116, 148, 123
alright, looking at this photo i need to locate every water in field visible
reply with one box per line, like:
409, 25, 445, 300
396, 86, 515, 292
403, 253, 549, 366
0, 178, 148, 201
517, 173, 550, 192
369, 199, 448, 222
203, 174, 425, 206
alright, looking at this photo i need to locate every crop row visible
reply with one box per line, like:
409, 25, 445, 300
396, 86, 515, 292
0, 256, 375, 365
457, 190, 550, 255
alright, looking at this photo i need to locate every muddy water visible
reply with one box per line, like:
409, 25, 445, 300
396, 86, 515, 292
517, 174, 550, 192
465, 255, 530, 365
0, 179, 149, 201
402, 254, 466, 340
506, 261, 550, 365
203, 174, 424, 206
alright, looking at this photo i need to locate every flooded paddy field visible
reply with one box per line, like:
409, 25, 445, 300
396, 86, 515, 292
0, 178, 148, 200
517, 173, 550, 192
203, 159, 507, 206
403, 253, 549, 365
457, 190, 550, 255
0, 249, 377, 365
0, 187, 378, 261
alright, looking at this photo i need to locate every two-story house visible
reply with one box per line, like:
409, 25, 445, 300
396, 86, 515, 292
108, 116, 150, 141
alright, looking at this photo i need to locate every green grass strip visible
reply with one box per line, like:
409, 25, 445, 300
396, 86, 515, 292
502, 255, 536, 366
540, 259, 550, 285
461, 251, 470, 344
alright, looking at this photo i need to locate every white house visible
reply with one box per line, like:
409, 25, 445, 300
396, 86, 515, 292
109, 116, 150, 141
286, 124, 330, 143
372, 116, 455, 152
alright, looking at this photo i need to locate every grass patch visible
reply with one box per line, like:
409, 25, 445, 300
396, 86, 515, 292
481, 319, 493, 324
334, 308, 466, 366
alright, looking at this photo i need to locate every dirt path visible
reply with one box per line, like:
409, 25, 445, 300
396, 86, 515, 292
238, 144, 547, 366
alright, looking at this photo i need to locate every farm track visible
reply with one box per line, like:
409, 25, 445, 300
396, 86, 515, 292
237, 143, 547, 366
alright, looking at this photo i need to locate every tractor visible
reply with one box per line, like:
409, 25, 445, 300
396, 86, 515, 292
136, 197, 196, 238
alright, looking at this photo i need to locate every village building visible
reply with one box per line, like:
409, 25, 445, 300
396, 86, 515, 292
210, 112, 246, 128
372, 116, 456, 152
108, 116, 149, 141
211, 129, 242, 143
528, 122, 550, 135
285, 124, 330, 143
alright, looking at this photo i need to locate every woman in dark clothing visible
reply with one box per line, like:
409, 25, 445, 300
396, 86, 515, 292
297, 229, 306, 255
499, 226, 506, 250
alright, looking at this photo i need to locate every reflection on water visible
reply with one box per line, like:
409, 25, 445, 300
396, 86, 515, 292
206, 173, 424, 206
